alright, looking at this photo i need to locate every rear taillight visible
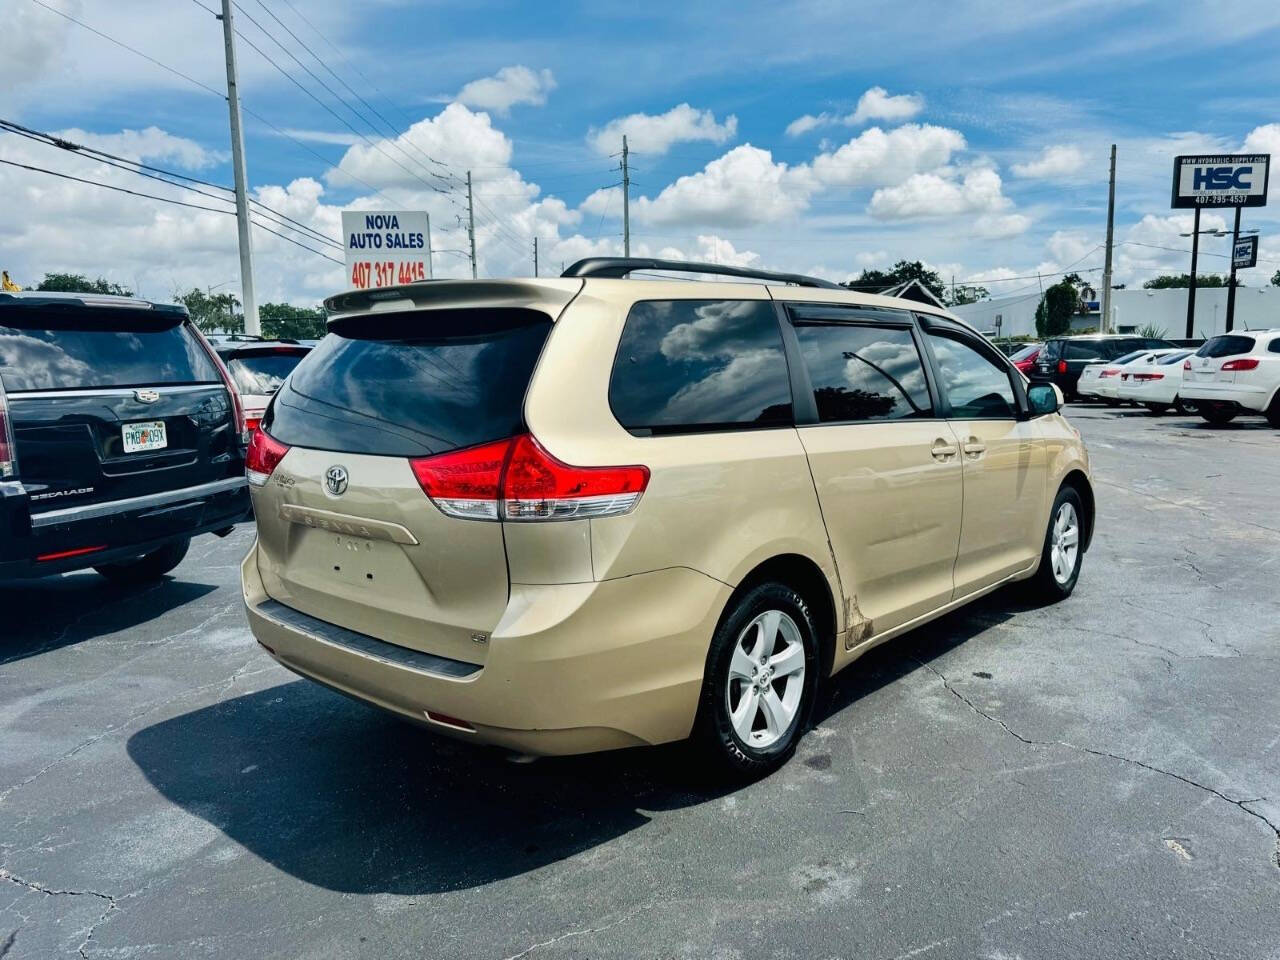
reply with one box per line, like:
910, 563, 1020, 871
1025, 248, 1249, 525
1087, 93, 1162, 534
1132, 373, 1164, 381
246, 427, 290, 486
410, 434, 649, 522
1221, 357, 1260, 371
1183, 360, 1191, 370
1057, 360, 1068, 373
1099, 369, 1117, 378
0, 378, 16, 479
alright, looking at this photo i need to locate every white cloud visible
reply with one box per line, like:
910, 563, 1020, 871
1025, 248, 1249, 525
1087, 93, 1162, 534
1242, 123, 1280, 155
1046, 230, 1096, 266
786, 87, 923, 136
587, 104, 737, 156
868, 168, 1012, 219
809, 124, 966, 187
1, 0, 76, 101
973, 213, 1032, 238
1011, 144, 1088, 180
454, 66, 555, 114
56, 126, 225, 170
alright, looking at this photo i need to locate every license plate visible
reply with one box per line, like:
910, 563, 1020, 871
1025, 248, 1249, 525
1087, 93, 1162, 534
122, 420, 167, 453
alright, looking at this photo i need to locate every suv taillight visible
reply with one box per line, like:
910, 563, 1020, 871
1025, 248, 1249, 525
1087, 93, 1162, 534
1057, 360, 1068, 373
410, 434, 649, 522
1183, 360, 1191, 370
1221, 357, 1259, 371
0, 378, 16, 479
246, 427, 290, 486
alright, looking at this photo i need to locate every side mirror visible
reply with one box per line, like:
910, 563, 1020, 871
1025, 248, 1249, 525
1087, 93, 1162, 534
1027, 383, 1061, 416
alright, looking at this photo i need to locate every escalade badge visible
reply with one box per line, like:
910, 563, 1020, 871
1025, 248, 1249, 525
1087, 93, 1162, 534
134, 389, 160, 403
325, 465, 349, 497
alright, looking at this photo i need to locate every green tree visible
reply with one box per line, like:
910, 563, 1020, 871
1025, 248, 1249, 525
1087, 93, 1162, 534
259, 302, 326, 340
36, 273, 133, 296
1270, 269, 1280, 287
1142, 273, 1231, 289
1035, 280, 1078, 338
948, 285, 989, 306
175, 288, 243, 334
842, 259, 948, 303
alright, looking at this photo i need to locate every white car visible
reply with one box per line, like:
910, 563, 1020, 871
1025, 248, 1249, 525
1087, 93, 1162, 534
1078, 349, 1179, 401
1116, 349, 1196, 414
1181, 330, 1280, 427
214, 341, 312, 431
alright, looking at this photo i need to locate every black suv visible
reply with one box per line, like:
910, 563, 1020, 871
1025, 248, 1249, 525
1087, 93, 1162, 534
0, 292, 251, 582
1032, 334, 1174, 400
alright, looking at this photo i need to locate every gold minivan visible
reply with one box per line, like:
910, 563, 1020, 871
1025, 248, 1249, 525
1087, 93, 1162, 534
242, 258, 1093, 776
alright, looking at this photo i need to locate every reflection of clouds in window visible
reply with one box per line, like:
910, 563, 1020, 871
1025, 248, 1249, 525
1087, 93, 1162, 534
0, 334, 94, 389
661, 348, 787, 424
795, 324, 930, 422
659, 299, 770, 360
929, 336, 1014, 416
844, 340, 928, 402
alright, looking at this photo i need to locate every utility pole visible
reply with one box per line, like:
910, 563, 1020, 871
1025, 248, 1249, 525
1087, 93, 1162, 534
1101, 144, 1116, 334
621, 135, 631, 257
218, 0, 259, 336
533, 236, 538, 277
466, 170, 477, 279
1185, 207, 1201, 339
1225, 206, 1242, 332
423, 213, 433, 279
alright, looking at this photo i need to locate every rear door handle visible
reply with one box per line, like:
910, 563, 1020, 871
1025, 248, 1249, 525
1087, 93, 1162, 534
963, 437, 986, 458
931, 438, 958, 460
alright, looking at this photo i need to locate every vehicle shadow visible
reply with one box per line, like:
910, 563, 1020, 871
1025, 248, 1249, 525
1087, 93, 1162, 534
126, 587, 1029, 895
0, 573, 218, 665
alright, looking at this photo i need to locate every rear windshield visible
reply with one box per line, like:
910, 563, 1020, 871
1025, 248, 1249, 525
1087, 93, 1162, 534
1009, 344, 1040, 362
223, 350, 308, 396
1196, 335, 1255, 358
0, 310, 218, 392
265, 308, 551, 457
1158, 351, 1191, 365
1110, 350, 1147, 366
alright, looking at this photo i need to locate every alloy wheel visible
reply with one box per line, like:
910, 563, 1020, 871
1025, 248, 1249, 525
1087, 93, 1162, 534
725, 609, 806, 749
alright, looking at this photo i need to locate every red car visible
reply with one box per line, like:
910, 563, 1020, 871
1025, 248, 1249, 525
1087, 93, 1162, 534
1010, 342, 1042, 374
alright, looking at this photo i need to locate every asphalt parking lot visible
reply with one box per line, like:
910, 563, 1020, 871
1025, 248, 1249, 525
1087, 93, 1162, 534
2, 406, 1278, 960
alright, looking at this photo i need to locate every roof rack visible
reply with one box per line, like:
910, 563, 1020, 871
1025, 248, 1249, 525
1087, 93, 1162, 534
560, 257, 843, 290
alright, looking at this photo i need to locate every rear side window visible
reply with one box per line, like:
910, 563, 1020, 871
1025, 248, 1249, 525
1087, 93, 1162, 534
609, 299, 792, 434
793, 323, 931, 422
1041, 340, 1064, 360
1197, 335, 1256, 358
0, 311, 218, 392
223, 350, 308, 396
1064, 341, 1104, 361
266, 308, 550, 457
1270, 338, 1280, 354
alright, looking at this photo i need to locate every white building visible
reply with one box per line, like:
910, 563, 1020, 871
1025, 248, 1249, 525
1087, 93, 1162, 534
952, 286, 1280, 340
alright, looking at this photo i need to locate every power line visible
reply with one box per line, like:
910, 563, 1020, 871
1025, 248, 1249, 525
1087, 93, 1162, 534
0, 118, 343, 250
0, 157, 342, 264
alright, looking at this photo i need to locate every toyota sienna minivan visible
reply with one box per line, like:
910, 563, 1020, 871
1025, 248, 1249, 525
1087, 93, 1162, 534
241, 258, 1094, 776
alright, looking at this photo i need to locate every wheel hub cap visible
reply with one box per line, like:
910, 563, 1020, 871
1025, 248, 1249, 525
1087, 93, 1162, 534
1050, 501, 1080, 586
726, 609, 805, 749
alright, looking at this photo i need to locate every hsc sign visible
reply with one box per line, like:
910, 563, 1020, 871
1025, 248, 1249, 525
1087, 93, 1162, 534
1232, 234, 1259, 269
1172, 154, 1270, 208
341, 210, 431, 289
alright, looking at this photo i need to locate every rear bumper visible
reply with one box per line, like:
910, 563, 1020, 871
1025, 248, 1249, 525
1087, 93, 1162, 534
1180, 382, 1270, 412
242, 542, 732, 755
0, 477, 251, 580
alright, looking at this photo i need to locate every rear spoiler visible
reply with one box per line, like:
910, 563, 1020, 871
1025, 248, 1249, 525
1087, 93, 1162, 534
0, 293, 188, 329
323, 279, 583, 328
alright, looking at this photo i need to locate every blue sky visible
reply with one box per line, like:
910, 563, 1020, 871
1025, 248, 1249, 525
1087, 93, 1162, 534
3, 0, 1280, 303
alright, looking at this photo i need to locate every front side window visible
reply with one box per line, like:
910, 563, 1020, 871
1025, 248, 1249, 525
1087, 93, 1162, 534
609, 299, 792, 434
925, 330, 1017, 419
793, 323, 931, 422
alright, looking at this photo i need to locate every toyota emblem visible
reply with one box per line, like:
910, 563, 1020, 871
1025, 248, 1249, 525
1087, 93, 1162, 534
325, 465, 349, 497
134, 389, 160, 403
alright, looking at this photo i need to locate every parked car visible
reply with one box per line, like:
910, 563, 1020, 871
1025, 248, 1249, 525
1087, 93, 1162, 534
1077, 348, 1183, 402
1008, 342, 1042, 374
1116, 350, 1196, 414
215, 340, 312, 432
1181, 330, 1280, 427
0, 292, 251, 582
240, 258, 1094, 777
1032, 334, 1173, 400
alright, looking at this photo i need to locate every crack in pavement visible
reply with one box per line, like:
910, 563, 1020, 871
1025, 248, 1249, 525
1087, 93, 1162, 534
0, 870, 117, 960
913, 658, 1280, 870
500, 903, 655, 960
1096, 477, 1280, 538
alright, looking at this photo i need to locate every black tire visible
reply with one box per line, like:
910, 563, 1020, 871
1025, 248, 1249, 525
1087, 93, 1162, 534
1173, 396, 1191, 415
1199, 403, 1238, 426
1027, 486, 1085, 603
1266, 395, 1280, 429
691, 582, 820, 780
94, 538, 190, 584
1144, 403, 1168, 416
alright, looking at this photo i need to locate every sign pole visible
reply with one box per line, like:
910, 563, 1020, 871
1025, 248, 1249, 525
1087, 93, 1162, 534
1185, 207, 1200, 339
1225, 207, 1241, 332
219, 0, 259, 336
1101, 144, 1116, 334
424, 213, 433, 280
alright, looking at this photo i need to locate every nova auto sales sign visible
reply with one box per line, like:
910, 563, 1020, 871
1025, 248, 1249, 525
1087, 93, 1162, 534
341, 210, 429, 289
1171, 154, 1270, 208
